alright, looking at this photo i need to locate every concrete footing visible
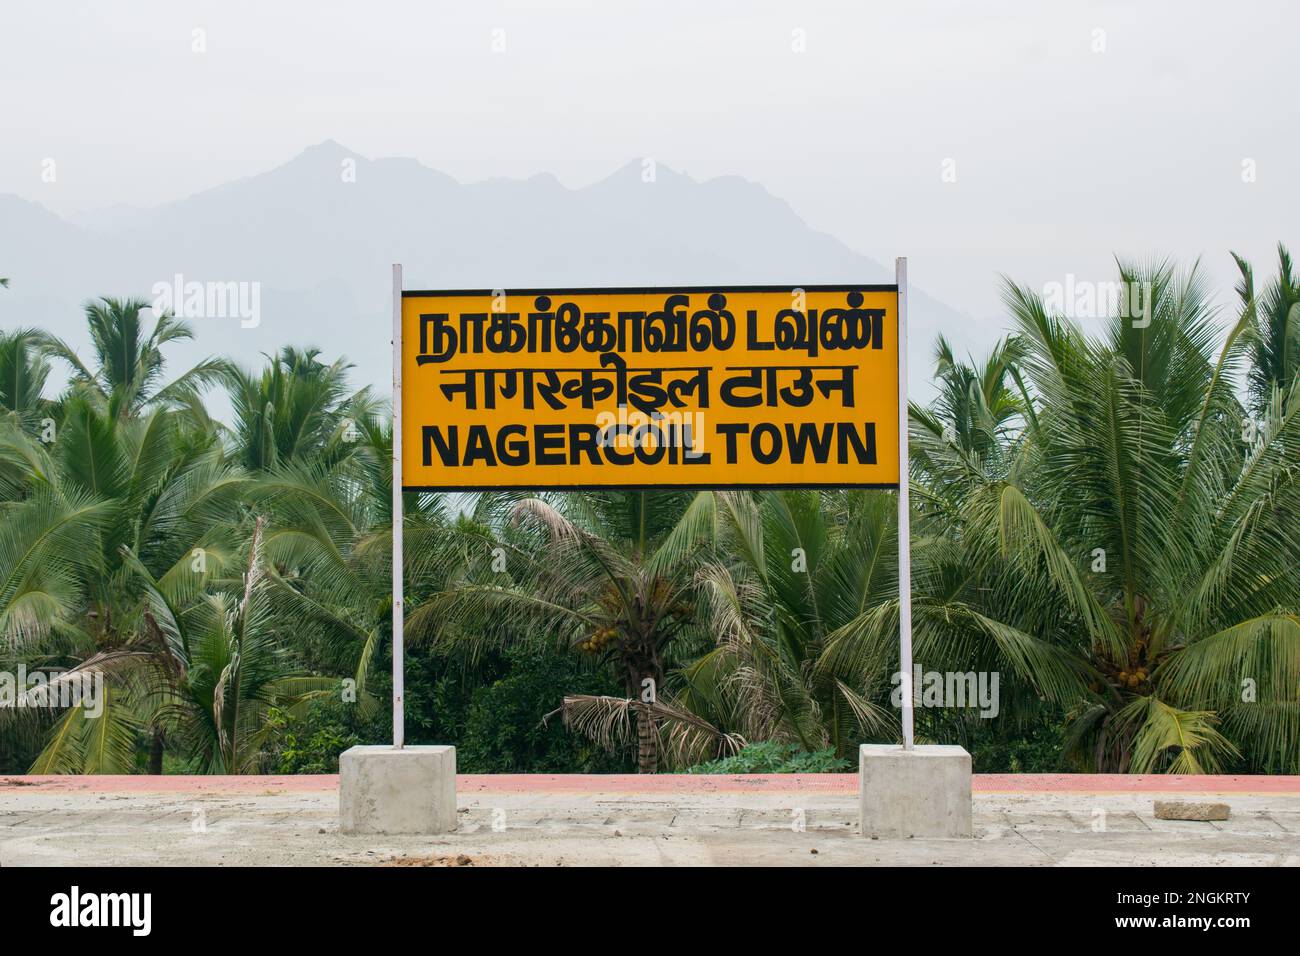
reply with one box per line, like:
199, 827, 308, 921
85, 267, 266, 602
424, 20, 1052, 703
339, 745, 457, 834
859, 744, 972, 838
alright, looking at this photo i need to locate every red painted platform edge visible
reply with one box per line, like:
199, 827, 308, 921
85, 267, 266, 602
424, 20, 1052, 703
2, 773, 1298, 795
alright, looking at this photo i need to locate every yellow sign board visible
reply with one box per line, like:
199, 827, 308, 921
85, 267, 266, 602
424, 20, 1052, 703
400, 286, 900, 489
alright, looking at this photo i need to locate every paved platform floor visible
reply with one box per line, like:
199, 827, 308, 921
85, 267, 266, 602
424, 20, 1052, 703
1, 774, 1298, 866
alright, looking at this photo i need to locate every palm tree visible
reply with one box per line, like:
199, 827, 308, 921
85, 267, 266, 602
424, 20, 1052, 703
4, 251, 1298, 777
124, 518, 334, 772
1233, 244, 1300, 416
0, 479, 114, 647
414, 490, 723, 772
3, 328, 387, 773
908, 329, 1035, 548
679, 489, 898, 759
0, 391, 252, 772
899, 333, 1093, 752
228, 347, 378, 472
861, 259, 1300, 773
40, 298, 228, 418
916, 333, 1029, 463
0, 328, 52, 431
253, 413, 450, 706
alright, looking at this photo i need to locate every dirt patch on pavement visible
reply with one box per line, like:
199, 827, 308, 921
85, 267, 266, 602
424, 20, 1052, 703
382, 853, 481, 867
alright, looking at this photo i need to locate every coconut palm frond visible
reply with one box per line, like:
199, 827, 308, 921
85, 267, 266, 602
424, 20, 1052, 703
554, 694, 744, 769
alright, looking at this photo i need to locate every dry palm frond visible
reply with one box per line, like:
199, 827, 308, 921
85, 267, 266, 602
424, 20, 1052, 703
551, 694, 745, 769
512, 497, 578, 540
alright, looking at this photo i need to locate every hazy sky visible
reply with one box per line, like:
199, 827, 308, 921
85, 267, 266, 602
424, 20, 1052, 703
2, 0, 1295, 331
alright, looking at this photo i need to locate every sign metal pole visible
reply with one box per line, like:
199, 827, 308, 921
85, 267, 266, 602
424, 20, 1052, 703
896, 257, 915, 750
391, 263, 405, 749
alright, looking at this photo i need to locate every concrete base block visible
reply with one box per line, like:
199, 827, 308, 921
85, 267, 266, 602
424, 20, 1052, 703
859, 744, 971, 839
339, 745, 457, 834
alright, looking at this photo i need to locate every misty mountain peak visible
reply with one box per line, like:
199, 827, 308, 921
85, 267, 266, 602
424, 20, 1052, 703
296, 138, 358, 162
0, 143, 966, 405
595, 158, 694, 189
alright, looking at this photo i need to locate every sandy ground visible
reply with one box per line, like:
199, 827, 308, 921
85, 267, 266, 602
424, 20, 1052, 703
1, 775, 1298, 866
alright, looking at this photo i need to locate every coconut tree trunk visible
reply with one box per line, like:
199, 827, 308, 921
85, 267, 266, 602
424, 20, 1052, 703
148, 728, 165, 775
635, 704, 658, 773
626, 637, 662, 773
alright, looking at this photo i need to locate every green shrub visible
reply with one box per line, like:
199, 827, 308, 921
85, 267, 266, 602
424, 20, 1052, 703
683, 741, 852, 774
265, 686, 379, 774
278, 645, 634, 774
456, 647, 632, 773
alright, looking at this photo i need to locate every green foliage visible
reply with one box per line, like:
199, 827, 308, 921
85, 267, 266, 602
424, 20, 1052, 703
265, 693, 373, 774
457, 647, 633, 773
266, 645, 633, 774
683, 741, 852, 774
961, 717, 1065, 773
410, 489, 726, 772
2, 251, 1298, 776
682, 489, 898, 761
369, 641, 634, 773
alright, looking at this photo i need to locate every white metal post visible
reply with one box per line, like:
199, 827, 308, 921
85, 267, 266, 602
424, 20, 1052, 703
391, 264, 405, 749
896, 257, 915, 750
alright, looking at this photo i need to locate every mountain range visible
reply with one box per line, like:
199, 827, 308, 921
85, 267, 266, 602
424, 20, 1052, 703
0, 140, 973, 404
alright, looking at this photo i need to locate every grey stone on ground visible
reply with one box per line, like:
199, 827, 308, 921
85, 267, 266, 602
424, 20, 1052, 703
1154, 800, 1230, 821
